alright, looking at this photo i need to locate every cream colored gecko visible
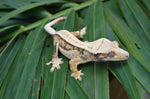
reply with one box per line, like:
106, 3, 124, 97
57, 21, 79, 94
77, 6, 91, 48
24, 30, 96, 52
44, 17, 129, 80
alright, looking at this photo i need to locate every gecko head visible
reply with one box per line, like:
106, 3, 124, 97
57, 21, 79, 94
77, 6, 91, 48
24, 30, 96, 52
96, 40, 129, 61
105, 48, 129, 61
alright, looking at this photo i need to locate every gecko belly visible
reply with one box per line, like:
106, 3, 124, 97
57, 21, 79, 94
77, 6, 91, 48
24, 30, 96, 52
58, 38, 96, 61
59, 47, 80, 59
59, 46, 95, 62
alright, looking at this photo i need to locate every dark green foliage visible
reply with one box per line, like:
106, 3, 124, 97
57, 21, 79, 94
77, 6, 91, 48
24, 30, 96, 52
0, 0, 150, 99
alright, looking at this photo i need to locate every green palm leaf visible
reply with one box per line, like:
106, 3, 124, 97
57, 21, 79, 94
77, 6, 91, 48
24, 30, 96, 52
81, 1, 109, 99
0, 0, 150, 99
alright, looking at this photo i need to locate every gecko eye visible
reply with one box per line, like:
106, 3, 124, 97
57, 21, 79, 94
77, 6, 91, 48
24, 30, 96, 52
108, 51, 115, 58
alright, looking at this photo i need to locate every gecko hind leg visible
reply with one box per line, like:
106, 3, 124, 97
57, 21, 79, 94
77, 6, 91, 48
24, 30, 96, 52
69, 58, 86, 80
71, 27, 87, 38
46, 43, 63, 72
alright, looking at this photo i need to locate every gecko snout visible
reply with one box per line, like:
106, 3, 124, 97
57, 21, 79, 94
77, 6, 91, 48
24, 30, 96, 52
125, 52, 129, 58
118, 49, 129, 60
108, 48, 129, 61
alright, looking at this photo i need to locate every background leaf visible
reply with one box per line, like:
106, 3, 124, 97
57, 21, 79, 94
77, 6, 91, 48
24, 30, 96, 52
81, 0, 109, 99
0, 0, 150, 99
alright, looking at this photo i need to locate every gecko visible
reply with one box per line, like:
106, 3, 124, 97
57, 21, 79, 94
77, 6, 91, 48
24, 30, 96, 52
44, 17, 129, 80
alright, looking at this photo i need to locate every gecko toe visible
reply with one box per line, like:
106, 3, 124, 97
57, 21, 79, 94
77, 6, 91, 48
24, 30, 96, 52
77, 76, 82, 81
79, 70, 84, 76
48, 58, 64, 72
71, 70, 84, 81
56, 65, 61, 69
50, 67, 55, 72
46, 61, 52, 65
71, 74, 74, 77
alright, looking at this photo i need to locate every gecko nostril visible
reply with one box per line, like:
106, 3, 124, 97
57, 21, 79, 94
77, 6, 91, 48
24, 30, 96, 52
126, 56, 129, 58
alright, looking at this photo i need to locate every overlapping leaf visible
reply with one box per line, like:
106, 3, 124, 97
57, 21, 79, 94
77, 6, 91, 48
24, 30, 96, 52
105, 21, 141, 99
81, 1, 109, 99
0, 0, 150, 99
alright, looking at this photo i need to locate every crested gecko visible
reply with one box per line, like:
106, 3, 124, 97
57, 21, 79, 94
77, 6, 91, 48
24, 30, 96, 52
44, 17, 129, 80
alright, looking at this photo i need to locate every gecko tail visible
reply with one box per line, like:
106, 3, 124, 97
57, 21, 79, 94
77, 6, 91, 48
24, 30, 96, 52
44, 17, 67, 35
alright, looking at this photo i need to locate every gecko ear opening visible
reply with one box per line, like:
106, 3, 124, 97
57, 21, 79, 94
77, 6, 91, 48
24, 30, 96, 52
113, 41, 119, 46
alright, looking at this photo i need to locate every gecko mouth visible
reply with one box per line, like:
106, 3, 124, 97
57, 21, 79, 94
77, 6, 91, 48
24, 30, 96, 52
109, 58, 128, 61
104, 53, 129, 61
111, 55, 129, 61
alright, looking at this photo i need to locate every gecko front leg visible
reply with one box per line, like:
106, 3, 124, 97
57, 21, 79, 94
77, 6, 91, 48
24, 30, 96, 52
46, 43, 63, 72
69, 58, 86, 80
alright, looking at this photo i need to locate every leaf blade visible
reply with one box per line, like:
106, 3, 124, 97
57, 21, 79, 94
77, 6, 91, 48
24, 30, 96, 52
104, 2, 150, 71
117, 0, 150, 93
125, 0, 150, 40
0, 36, 25, 86
14, 21, 47, 98
105, 20, 141, 99
66, 72, 89, 99
82, 1, 109, 99
0, 1, 59, 24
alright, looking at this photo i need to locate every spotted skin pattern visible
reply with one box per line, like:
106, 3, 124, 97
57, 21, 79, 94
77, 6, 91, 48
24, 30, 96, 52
44, 17, 129, 80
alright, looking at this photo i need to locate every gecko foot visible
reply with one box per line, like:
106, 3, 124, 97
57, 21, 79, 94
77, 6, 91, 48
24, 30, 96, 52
71, 70, 84, 81
46, 58, 63, 72
79, 27, 87, 38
